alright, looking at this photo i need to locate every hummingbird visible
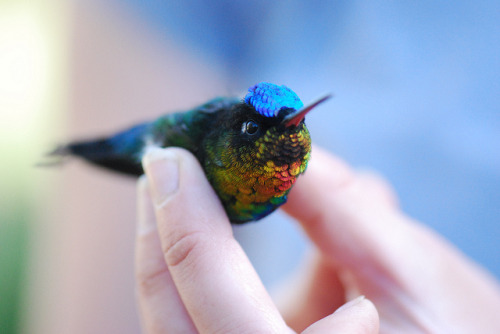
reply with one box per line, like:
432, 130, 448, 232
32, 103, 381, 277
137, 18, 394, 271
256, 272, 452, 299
51, 82, 330, 224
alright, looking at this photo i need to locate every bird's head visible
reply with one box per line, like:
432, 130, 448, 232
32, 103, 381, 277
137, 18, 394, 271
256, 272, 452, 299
207, 82, 330, 171
219, 82, 330, 165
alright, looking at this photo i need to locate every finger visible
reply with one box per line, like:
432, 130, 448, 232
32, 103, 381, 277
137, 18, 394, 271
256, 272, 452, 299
284, 147, 500, 332
356, 170, 399, 208
135, 176, 197, 333
283, 146, 402, 272
275, 251, 346, 333
302, 296, 379, 334
142, 147, 291, 334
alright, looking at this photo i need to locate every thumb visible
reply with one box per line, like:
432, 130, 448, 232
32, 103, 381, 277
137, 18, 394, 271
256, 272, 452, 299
142, 147, 291, 333
302, 296, 379, 334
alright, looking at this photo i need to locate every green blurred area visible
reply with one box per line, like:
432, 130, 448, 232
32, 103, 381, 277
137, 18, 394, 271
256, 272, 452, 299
0, 1, 68, 333
0, 206, 30, 334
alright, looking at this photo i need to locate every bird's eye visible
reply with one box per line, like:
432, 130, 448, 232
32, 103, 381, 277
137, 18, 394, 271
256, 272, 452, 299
242, 120, 259, 135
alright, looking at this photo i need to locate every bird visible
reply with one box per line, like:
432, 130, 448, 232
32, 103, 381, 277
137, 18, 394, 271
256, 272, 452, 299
50, 82, 331, 224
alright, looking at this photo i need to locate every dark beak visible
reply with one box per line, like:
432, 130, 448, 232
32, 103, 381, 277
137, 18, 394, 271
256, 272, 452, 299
282, 94, 332, 128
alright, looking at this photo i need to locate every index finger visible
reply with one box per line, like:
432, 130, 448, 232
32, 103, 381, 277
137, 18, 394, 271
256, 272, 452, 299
283, 147, 500, 332
142, 147, 291, 334
283, 146, 405, 272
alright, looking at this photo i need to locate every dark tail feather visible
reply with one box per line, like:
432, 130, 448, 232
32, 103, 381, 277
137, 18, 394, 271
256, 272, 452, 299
70, 138, 144, 176
44, 123, 151, 176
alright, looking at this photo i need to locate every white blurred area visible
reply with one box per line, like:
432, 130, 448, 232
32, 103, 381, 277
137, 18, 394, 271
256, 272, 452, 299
0, 1, 68, 332
0, 1, 67, 191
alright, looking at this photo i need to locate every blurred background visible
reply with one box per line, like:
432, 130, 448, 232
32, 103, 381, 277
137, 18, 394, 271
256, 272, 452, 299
1, 0, 499, 333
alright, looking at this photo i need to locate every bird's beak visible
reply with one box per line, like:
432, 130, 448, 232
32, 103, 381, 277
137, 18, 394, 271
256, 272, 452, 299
282, 94, 332, 128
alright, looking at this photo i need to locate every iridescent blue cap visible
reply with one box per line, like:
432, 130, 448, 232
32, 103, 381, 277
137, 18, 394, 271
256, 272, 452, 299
244, 82, 304, 118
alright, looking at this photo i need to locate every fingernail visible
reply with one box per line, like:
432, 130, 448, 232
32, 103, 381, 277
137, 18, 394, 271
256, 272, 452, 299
334, 295, 366, 314
137, 175, 156, 235
142, 147, 179, 206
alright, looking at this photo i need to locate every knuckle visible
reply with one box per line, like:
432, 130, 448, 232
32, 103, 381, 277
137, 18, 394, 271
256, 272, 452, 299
136, 264, 170, 297
163, 230, 206, 268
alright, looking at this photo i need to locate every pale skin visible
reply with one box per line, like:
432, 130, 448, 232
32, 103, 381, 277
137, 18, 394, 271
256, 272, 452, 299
136, 146, 500, 333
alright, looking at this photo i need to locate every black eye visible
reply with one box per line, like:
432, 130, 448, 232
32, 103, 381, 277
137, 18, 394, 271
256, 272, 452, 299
242, 120, 259, 135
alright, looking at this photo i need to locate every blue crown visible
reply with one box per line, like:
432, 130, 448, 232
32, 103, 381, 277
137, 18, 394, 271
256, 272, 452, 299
244, 82, 304, 117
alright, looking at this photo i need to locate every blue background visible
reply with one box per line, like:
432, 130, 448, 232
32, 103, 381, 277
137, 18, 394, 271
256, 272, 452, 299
120, 0, 499, 285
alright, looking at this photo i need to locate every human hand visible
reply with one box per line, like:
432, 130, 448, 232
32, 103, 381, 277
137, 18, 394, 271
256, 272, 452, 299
278, 146, 500, 333
135, 147, 378, 333
135, 146, 500, 333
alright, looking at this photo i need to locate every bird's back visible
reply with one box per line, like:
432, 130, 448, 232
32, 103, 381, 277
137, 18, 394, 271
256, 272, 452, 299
55, 97, 240, 176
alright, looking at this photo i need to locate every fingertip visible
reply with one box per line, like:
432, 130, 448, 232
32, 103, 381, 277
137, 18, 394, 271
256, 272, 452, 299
308, 145, 355, 186
283, 146, 354, 221
151, 147, 229, 230
141, 146, 173, 168
141, 147, 216, 209
142, 148, 180, 207
334, 296, 379, 333
334, 295, 368, 314
358, 170, 399, 208
303, 296, 379, 334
